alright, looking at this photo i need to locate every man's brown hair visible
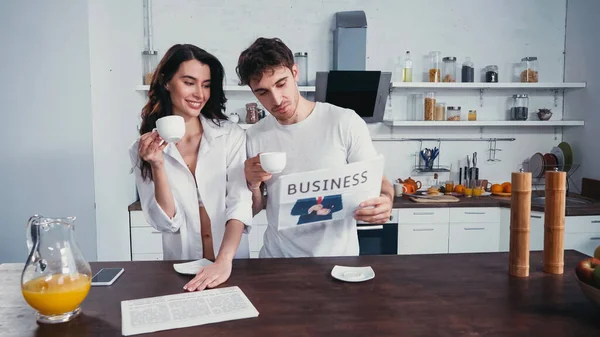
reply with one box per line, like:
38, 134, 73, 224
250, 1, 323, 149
236, 37, 295, 86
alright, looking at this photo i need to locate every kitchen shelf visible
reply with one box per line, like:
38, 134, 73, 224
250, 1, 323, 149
134, 85, 316, 92
391, 82, 586, 89
384, 120, 585, 127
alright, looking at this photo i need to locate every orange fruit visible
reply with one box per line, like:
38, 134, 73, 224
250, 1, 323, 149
503, 183, 512, 193
501, 182, 511, 189
491, 184, 503, 194
454, 185, 465, 194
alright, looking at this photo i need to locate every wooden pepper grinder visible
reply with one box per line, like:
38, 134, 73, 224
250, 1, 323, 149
543, 170, 566, 274
509, 170, 532, 277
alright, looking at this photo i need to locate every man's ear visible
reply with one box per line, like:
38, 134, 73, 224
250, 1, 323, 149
291, 64, 299, 82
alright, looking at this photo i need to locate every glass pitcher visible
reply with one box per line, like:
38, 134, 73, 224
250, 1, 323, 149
20, 215, 92, 324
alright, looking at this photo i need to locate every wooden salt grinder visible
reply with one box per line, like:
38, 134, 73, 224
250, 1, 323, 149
544, 170, 566, 274
509, 171, 532, 278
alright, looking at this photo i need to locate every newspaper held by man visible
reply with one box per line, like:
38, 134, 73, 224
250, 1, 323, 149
276, 155, 385, 229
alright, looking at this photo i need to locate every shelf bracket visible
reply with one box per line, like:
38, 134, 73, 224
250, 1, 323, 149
554, 127, 559, 141
553, 89, 560, 107
479, 89, 485, 107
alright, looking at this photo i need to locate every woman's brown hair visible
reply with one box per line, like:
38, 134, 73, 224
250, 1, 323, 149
138, 44, 228, 181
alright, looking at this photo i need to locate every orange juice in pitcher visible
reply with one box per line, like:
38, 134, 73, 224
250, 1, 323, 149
22, 273, 91, 316
21, 215, 92, 323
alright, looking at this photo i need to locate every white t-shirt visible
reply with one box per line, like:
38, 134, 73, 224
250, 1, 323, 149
246, 102, 379, 258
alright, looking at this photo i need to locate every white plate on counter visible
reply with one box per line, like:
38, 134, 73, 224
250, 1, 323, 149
173, 259, 213, 275
331, 265, 375, 283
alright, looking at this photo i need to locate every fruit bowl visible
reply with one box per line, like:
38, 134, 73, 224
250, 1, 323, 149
575, 272, 600, 307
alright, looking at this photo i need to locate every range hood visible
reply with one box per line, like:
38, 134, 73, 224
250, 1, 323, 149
315, 71, 391, 123
315, 10, 391, 123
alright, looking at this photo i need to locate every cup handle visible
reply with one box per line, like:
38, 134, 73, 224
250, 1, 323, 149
416, 181, 422, 189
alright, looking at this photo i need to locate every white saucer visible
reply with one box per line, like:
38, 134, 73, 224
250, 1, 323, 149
173, 259, 213, 275
331, 265, 375, 283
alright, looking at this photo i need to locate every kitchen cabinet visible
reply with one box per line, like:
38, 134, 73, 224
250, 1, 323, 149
499, 208, 511, 252
129, 209, 270, 260
397, 223, 449, 255
449, 223, 500, 254
129, 210, 163, 260
398, 208, 449, 224
498, 209, 544, 252
529, 211, 545, 251
249, 210, 268, 258
564, 215, 600, 256
448, 208, 500, 254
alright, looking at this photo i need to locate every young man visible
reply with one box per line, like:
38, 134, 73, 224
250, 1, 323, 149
237, 37, 394, 258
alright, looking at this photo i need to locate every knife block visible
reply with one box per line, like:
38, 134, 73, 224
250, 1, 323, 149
509, 171, 532, 278
543, 171, 566, 274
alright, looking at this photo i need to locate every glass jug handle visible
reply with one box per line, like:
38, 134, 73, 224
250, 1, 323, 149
26, 214, 41, 253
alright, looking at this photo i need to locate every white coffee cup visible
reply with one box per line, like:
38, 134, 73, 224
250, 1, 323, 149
156, 115, 185, 143
259, 152, 286, 174
394, 183, 404, 197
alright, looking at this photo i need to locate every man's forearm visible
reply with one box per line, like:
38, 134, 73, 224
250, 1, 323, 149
380, 176, 394, 202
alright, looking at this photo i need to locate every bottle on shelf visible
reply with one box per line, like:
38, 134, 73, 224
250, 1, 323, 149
402, 51, 413, 82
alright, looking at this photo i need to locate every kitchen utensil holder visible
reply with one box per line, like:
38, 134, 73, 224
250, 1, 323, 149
413, 139, 448, 172
487, 139, 503, 162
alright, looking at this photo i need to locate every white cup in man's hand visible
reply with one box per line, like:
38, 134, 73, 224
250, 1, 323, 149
156, 115, 185, 143
259, 152, 286, 174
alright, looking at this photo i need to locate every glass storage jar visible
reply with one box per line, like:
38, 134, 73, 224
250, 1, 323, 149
461, 57, 474, 82
511, 94, 529, 120
442, 57, 457, 82
245, 103, 259, 124
435, 102, 446, 121
294, 52, 308, 86
468, 109, 477, 121
485, 65, 499, 83
406, 93, 424, 120
447, 106, 461, 121
429, 51, 441, 82
424, 92, 436, 121
142, 50, 159, 85
520, 57, 538, 83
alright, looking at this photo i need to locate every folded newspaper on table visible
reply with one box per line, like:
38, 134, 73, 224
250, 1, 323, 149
121, 286, 259, 336
277, 154, 385, 229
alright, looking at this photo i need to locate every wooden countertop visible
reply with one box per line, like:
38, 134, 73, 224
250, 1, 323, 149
4, 251, 600, 336
129, 194, 600, 216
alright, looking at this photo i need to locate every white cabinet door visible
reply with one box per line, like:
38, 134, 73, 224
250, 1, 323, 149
494, 209, 544, 252
448, 222, 500, 253
565, 233, 600, 256
499, 208, 511, 252
530, 211, 545, 251
249, 210, 269, 258
130, 211, 150, 228
397, 223, 449, 255
449, 208, 500, 223
565, 216, 600, 234
398, 208, 449, 224
131, 227, 163, 255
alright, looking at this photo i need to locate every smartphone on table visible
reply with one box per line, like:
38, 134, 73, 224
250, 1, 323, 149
91, 268, 124, 286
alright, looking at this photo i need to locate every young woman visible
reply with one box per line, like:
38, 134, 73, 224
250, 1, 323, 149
129, 44, 252, 291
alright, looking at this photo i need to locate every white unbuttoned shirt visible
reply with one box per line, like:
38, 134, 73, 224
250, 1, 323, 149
129, 116, 253, 260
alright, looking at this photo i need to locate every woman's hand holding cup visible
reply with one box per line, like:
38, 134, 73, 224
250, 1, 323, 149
139, 130, 167, 168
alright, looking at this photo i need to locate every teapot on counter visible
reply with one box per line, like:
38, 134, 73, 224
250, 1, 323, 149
397, 177, 422, 194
